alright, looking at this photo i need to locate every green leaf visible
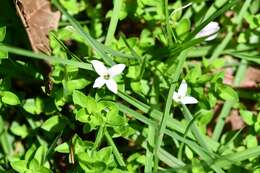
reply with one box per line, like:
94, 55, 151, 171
126, 65, 141, 79
240, 110, 254, 126
29, 159, 40, 171
66, 79, 91, 93
0, 26, 6, 42
218, 85, 238, 102
75, 108, 89, 123
59, 0, 87, 15
0, 47, 8, 59
176, 18, 191, 37
171, 1, 182, 21
34, 145, 47, 165
41, 115, 66, 132
1, 91, 20, 105
10, 121, 28, 138
23, 98, 43, 115
106, 114, 125, 126
210, 59, 225, 69
186, 64, 201, 83
75, 108, 103, 128
29, 159, 52, 173
25, 144, 37, 161
96, 147, 113, 163
197, 109, 214, 126
10, 160, 28, 172
254, 113, 260, 133
55, 142, 70, 153
185, 146, 194, 160
72, 90, 97, 113
249, 0, 259, 14
245, 135, 258, 148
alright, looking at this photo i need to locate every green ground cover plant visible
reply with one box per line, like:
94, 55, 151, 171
0, 0, 260, 172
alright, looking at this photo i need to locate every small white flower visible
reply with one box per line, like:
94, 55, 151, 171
173, 80, 198, 105
91, 60, 125, 94
195, 21, 220, 41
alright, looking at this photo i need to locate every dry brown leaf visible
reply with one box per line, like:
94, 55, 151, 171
226, 109, 245, 130
240, 67, 260, 87
224, 66, 260, 88
15, 0, 60, 53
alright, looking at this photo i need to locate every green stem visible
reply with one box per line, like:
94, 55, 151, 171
153, 49, 189, 173
93, 123, 105, 151
211, 0, 251, 141
104, 129, 126, 167
182, 105, 210, 151
105, 0, 122, 46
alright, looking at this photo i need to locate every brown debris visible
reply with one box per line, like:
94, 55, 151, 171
15, 0, 60, 53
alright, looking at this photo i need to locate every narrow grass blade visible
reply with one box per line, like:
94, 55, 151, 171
209, 27, 233, 61
118, 87, 221, 151
120, 33, 141, 61
44, 130, 63, 163
182, 105, 210, 151
93, 123, 105, 151
159, 148, 185, 167
145, 126, 155, 172
203, 0, 229, 22
0, 45, 92, 70
154, 49, 190, 172
105, 0, 122, 46
212, 0, 251, 141
214, 146, 260, 167
164, 0, 173, 46
118, 100, 221, 170
117, 103, 155, 127
117, 91, 150, 113
119, 103, 185, 169
212, 102, 233, 141
52, 0, 114, 66
104, 129, 126, 167
165, 130, 225, 173
225, 51, 260, 64
184, 0, 238, 42
153, 84, 175, 172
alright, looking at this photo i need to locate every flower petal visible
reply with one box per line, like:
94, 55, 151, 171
178, 80, 187, 97
108, 64, 126, 77
105, 79, 118, 93
91, 60, 108, 76
181, 96, 198, 104
205, 33, 218, 41
93, 77, 106, 88
172, 91, 180, 102
195, 21, 220, 41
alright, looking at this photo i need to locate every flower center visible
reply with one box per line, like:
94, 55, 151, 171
103, 74, 110, 80
177, 95, 183, 100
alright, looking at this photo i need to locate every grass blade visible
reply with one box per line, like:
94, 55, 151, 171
104, 129, 126, 167
154, 49, 189, 172
145, 126, 155, 172
52, 0, 114, 66
184, 0, 238, 42
182, 105, 210, 151
0, 45, 92, 70
212, 0, 251, 141
105, 0, 122, 46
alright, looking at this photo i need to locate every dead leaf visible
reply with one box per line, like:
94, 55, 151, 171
15, 0, 60, 53
224, 66, 260, 88
240, 67, 260, 88
226, 109, 245, 130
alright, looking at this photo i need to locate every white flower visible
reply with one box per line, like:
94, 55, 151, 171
91, 60, 125, 94
195, 21, 220, 41
173, 80, 198, 105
